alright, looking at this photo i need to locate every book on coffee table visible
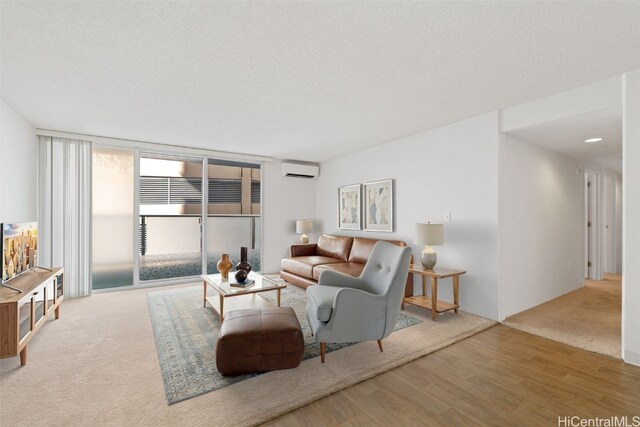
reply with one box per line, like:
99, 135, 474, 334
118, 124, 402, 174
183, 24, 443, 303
230, 279, 255, 288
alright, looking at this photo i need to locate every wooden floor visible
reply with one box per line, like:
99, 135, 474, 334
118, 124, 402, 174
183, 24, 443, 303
264, 325, 640, 426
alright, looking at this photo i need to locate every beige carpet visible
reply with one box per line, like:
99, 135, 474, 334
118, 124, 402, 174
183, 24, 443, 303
504, 279, 621, 359
0, 282, 494, 427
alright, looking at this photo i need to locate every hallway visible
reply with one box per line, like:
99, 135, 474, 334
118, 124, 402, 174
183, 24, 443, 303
504, 278, 621, 359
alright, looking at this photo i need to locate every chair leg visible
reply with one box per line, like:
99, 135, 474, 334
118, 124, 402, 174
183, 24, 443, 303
377, 339, 383, 352
320, 342, 326, 363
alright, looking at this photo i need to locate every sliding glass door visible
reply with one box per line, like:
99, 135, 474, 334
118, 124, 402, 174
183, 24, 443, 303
91, 146, 262, 290
139, 155, 203, 282
92, 147, 135, 290
206, 159, 261, 274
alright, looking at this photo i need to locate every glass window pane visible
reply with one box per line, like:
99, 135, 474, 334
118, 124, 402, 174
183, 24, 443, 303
206, 159, 261, 274
92, 147, 134, 289
206, 217, 260, 274
139, 156, 202, 282
18, 300, 30, 341
207, 161, 260, 215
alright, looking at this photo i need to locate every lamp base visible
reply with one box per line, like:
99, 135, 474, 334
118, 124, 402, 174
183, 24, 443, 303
421, 252, 437, 270
300, 234, 309, 244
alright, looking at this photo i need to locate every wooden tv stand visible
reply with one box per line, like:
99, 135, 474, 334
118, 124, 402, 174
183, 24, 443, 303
0, 268, 64, 366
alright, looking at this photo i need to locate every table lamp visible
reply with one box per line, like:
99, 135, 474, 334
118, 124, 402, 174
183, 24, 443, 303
415, 222, 444, 269
296, 220, 312, 244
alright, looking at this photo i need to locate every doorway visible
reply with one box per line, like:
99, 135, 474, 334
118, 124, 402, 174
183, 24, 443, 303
583, 169, 621, 281
500, 105, 623, 359
138, 154, 204, 283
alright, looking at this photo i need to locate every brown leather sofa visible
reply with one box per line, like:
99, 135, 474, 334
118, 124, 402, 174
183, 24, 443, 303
280, 234, 413, 296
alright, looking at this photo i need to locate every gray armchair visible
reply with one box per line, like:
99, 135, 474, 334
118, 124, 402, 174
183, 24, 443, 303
305, 241, 412, 363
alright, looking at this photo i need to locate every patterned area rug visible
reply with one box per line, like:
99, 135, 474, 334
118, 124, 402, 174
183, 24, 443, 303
147, 282, 421, 404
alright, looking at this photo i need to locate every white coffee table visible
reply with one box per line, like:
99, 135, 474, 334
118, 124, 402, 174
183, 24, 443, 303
202, 272, 287, 321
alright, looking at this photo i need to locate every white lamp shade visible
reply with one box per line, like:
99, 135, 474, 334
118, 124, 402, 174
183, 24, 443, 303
415, 223, 443, 246
296, 220, 313, 234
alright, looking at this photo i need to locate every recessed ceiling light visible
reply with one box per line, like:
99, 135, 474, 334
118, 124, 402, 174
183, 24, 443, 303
585, 137, 603, 143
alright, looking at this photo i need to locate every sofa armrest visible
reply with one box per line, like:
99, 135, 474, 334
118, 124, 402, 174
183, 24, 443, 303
327, 288, 387, 333
289, 244, 318, 257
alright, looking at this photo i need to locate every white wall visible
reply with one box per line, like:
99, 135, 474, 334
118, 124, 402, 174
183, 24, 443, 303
0, 99, 38, 223
622, 69, 640, 366
262, 160, 316, 274
499, 134, 584, 319
315, 112, 500, 320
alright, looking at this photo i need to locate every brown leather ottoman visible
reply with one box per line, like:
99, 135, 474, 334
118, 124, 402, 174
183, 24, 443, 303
216, 307, 304, 376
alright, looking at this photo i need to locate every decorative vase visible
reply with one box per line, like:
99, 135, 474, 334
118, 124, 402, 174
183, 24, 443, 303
217, 254, 232, 279
236, 247, 252, 273
235, 269, 248, 283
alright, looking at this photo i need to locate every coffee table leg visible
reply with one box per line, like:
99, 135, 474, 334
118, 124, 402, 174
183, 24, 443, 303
453, 275, 460, 314
219, 295, 224, 321
277, 288, 281, 307
203, 281, 207, 307
431, 277, 438, 321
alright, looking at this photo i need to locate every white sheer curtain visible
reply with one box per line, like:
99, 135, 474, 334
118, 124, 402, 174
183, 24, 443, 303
38, 136, 92, 297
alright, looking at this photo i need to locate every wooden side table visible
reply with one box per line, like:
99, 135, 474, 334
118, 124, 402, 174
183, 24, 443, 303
403, 265, 466, 321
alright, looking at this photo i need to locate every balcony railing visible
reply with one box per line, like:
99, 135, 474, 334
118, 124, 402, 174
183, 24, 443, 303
137, 214, 261, 282
139, 214, 259, 255
93, 214, 262, 290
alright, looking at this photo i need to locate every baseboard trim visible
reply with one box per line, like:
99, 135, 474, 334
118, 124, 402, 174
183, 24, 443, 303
623, 350, 640, 366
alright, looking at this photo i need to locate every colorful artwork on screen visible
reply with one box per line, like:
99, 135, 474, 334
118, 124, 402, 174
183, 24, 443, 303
2, 222, 38, 283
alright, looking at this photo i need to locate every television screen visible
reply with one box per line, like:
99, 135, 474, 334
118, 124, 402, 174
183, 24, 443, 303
1, 222, 38, 283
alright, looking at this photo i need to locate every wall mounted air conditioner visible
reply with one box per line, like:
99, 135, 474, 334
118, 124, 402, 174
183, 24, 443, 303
281, 162, 319, 179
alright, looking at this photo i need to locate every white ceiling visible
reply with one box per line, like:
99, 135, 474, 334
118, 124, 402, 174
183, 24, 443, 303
506, 106, 623, 173
2, 1, 640, 162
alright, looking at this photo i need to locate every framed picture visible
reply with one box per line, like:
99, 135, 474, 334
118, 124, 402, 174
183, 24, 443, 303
338, 184, 361, 230
363, 179, 393, 232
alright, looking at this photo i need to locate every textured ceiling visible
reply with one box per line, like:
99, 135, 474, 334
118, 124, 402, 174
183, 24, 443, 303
2, 1, 640, 162
507, 106, 623, 173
